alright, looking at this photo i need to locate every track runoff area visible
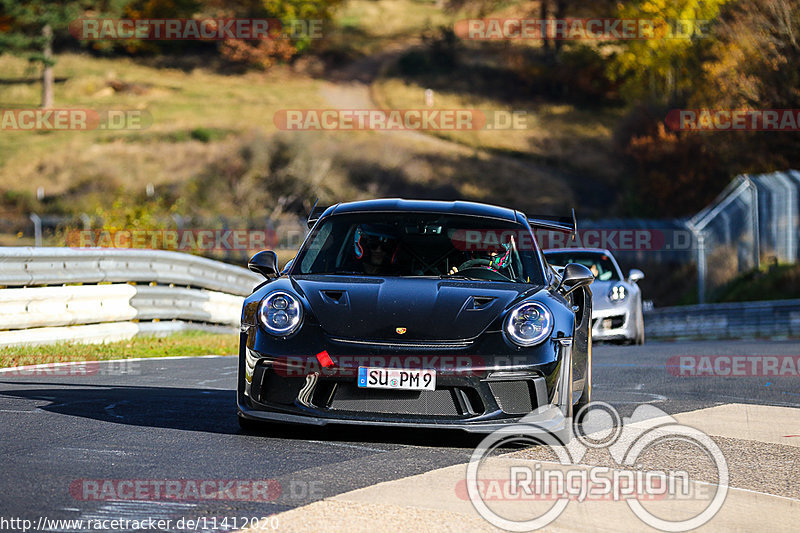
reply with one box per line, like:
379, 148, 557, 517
0, 340, 798, 532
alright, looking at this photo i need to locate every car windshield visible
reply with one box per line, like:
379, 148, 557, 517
544, 251, 620, 281
292, 212, 544, 284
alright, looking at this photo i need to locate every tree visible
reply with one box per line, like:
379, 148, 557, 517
609, 0, 730, 105
0, 1, 89, 108
699, 0, 800, 109
199, 0, 345, 68
446, 0, 617, 58
691, 0, 800, 174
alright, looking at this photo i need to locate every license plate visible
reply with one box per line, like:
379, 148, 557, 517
357, 367, 436, 391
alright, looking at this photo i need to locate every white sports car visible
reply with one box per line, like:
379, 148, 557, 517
543, 248, 645, 344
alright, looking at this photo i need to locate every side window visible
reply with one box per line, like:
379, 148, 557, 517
300, 223, 332, 272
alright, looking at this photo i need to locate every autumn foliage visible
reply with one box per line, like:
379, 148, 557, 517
612, 0, 800, 216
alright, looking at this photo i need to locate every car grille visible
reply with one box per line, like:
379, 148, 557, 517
593, 315, 625, 331
328, 383, 463, 416
487, 380, 535, 415
327, 336, 473, 350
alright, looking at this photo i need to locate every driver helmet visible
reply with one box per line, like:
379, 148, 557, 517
354, 224, 399, 263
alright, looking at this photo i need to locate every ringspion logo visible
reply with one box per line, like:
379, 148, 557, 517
466, 403, 728, 531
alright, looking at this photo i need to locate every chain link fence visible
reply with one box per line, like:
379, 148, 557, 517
688, 171, 800, 302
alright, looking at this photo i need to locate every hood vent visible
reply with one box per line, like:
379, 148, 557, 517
320, 290, 347, 305
471, 296, 496, 310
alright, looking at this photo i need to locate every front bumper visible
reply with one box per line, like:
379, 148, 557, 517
591, 304, 635, 341
237, 399, 569, 434
237, 327, 573, 434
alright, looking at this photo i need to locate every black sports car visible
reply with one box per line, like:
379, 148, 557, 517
237, 199, 594, 436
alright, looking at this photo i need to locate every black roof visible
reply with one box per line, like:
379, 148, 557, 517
323, 199, 520, 222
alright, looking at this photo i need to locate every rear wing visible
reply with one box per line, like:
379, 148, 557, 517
526, 208, 577, 235
307, 200, 332, 229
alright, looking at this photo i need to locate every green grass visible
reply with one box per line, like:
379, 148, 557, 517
0, 331, 238, 368
713, 263, 800, 303
335, 0, 455, 40
372, 76, 624, 183
0, 53, 326, 196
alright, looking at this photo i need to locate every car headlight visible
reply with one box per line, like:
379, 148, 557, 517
504, 301, 553, 347
608, 284, 627, 302
258, 291, 303, 336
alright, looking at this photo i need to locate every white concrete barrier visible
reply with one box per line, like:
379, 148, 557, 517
0, 247, 262, 346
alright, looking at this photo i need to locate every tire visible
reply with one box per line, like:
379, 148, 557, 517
575, 336, 592, 411
635, 303, 645, 345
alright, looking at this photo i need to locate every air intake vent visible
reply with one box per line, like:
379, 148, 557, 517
320, 290, 346, 304
471, 296, 496, 309
329, 384, 461, 416
488, 380, 534, 415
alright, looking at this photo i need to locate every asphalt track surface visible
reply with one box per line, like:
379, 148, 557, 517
1, 340, 798, 532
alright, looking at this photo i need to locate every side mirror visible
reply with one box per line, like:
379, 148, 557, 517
248, 251, 279, 279
281, 258, 294, 275
558, 263, 594, 296
628, 269, 644, 283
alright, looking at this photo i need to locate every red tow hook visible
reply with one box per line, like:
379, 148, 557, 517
316, 350, 335, 368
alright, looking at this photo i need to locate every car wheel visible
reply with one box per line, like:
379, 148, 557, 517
635, 306, 645, 345
575, 376, 591, 411
575, 338, 592, 410
574, 368, 592, 412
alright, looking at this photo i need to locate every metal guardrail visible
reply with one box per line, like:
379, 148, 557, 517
645, 299, 800, 340
0, 247, 260, 295
0, 247, 262, 346
5, 249, 796, 345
